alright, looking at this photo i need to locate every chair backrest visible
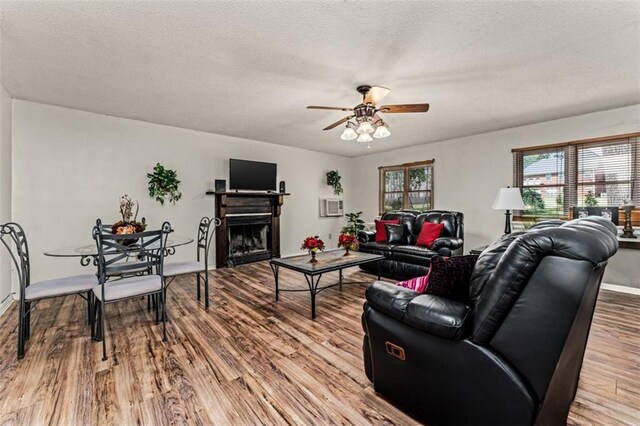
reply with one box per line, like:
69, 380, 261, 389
466, 217, 618, 413
196, 217, 221, 267
93, 220, 171, 284
0, 222, 30, 297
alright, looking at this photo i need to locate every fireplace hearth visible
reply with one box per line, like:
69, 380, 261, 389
212, 191, 287, 268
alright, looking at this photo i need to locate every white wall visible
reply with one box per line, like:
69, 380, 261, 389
12, 100, 351, 282
350, 104, 640, 288
0, 84, 12, 310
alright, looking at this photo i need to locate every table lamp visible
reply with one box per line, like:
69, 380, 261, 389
493, 187, 526, 234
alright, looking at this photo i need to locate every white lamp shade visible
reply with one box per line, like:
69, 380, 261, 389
340, 127, 357, 140
356, 121, 374, 135
373, 125, 390, 138
356, 132, 373, 143
492, 187, 526, 210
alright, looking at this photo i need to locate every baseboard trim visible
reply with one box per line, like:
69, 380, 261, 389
0, 296, 13, 317
601, 283, 640, 295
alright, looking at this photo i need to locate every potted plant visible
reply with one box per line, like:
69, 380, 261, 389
326, 170, 343, 196
111, 194, 146, 245
147, 163, 182, 205
301, 236, 325, 263
337, 233, 358, 256
341, 211, 365, 235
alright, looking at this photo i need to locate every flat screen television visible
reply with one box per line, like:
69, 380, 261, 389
229, 159, 277, 191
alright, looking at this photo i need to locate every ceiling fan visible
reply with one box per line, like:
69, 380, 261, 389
307, 85, 429, 143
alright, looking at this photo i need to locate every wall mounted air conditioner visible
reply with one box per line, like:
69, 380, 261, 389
319, 198, 344, 217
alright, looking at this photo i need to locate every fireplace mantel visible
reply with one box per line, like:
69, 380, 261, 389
212, 191, 289, 268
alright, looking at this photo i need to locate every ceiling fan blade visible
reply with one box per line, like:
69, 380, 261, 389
307, 106, 353, 111
379, 103, 430, 113
323, 115, 355, 131
363, 86, 390, 105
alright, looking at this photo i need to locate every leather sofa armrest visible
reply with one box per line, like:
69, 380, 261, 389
430, 237, 463, 251
404, 294, 470, 340
358, 230, 376, 244
365, 281, 420, 321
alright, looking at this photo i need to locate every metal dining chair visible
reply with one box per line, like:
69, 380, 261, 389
162, 217, 220, 309
96, 220, 151, 279
0, 222, 98, 359
91, 221, 171, 361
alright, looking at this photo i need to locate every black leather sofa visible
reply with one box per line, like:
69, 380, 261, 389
362, 217, 618, 425
358, 210, 463, 280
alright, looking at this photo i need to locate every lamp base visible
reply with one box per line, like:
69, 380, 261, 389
504, 210, 512, 235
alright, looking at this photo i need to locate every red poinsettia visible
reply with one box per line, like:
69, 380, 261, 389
301, 236, 325, 253
337, 233, 358, 251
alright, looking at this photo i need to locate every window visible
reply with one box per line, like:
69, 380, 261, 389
379, 160, 434, 214
513, 132, 640, 218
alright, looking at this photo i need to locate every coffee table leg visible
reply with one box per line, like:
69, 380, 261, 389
339, 269, 343, 289
304, 273, 322, 320
270, 263, 279, 302
377, 260, 381, 281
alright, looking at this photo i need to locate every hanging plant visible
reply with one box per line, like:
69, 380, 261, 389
326, 170, 343, 195
147, 163, 182, 205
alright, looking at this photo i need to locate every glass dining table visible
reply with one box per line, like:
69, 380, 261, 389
44, 235, 194, 266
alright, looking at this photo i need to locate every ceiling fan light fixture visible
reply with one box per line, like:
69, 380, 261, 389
356, 121, 374, 135
356, 133, 373, 143
340, 126, 357, 141
373, 125, 391, 139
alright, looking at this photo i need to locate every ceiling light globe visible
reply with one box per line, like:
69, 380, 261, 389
340, 127, 357, 141
356, 133, 373, 143
356, 121, 374, 135
373, 126, 391, 139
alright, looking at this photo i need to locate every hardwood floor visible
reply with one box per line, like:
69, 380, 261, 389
0, 262, 637, 425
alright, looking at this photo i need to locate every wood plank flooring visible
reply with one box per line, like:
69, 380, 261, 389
0, 262, 637, 425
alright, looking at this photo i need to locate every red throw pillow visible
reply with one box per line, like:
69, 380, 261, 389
396, 272, 431, 293
416, 222, 444, 247
375, 219, 400, 243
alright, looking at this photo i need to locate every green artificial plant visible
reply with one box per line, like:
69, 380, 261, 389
326, 170, 343, 195
147, 163, 182, 205
342, 211, 366, 235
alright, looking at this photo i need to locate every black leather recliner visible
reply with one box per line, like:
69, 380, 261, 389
361, 217, 618, 425
358, 210, 464, 280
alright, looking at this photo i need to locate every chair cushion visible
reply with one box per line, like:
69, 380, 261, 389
93, 275, 162, 302
416, 222, 444, 247
25, 274, 99, 301
385, 223, 407, 244
163, 261, 206, 277
375, 219, 400, 242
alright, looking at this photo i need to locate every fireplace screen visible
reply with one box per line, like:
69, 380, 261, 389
228, 224, 270, 257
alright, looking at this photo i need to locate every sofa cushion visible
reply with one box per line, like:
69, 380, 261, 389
414, 211, 461, 239
416, 222, 444, 247
426, 255, 479, 303
385, 223, 407, 244
382, 212, 417, 236
359, 241, 396, 258
375, 219, 400, 242
391, 245, 437, 267
404, 294, 471, 340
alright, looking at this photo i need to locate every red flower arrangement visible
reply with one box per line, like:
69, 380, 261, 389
337, 233, 358, 255
301, 236, 325, 263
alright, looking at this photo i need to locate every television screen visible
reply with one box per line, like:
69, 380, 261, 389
229, 159, 277, 191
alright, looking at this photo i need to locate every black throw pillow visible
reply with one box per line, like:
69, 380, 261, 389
425, 255, 479, 303
385, 223, 407, 244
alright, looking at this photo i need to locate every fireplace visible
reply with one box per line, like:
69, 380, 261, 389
227, 215, 272, 266
212, 191, 287, 268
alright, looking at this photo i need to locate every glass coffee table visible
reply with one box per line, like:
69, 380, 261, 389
269, 250, 384, 319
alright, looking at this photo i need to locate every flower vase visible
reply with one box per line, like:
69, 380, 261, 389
309, 251, 318, 263
343, 247, 351, 256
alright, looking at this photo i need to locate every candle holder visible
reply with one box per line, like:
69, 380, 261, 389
621, 203, 637, 239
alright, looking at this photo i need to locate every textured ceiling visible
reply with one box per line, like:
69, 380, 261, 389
1, 1, 639, 157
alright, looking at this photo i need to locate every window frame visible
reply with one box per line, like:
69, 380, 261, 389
513, 132, 640, 221
379, 159, 434, 215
